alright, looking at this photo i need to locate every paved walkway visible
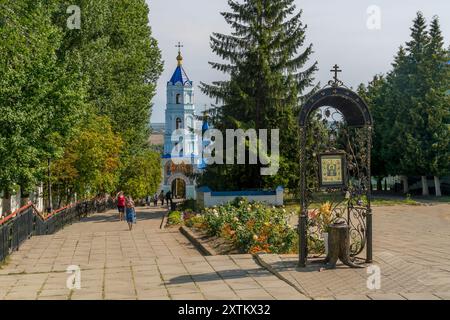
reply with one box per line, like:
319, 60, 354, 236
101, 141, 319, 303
1, 204, 449, 300
0, 206, 306, 300
259, 204, 450, 300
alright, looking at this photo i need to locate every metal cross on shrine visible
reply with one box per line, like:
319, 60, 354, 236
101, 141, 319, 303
175, 42, 184, 54
328, 64, 343, 87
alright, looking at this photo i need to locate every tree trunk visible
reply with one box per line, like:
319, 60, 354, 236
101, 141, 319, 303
434, 176, 442, 197
402, 175, 409, 194
421, 176, 429, 196
2, 190, 12, 216
376, 177, 383, 191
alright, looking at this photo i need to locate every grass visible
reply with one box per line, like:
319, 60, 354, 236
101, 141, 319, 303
413, 195, 450, 203
371, 197, 420, 206
283, 194, 437, 213
284, 194, 450, 213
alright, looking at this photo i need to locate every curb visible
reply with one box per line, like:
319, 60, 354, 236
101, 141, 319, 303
179, 226, 217, 256
160, 212, 168, 229
253, 253, 311, 299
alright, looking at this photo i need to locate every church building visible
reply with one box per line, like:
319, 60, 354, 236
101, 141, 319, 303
160, 46, 206, 199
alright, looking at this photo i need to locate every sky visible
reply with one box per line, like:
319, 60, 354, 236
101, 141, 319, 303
147, 0, 450, 123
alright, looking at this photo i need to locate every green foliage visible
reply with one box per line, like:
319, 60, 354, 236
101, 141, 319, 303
184, 213, 205, 228
179, 199, 197, 212
360, 12, 449, 179
52, 0, 163, 149
168, 211, 183, 225
119, 150, 161, 199
199, 0, 318, 192
0, 0, 85, 194
200, 198, 297, 254
0, 0, 163, 203
51, 116, 122, 201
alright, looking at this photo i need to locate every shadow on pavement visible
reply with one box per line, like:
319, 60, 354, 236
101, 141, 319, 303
80, 207, 168, 223
165, 268, 270, 285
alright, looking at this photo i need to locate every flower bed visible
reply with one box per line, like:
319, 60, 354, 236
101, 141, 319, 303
183, 198, 298, 254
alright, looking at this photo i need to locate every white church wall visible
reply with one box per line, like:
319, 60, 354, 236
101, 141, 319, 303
196, 186, 284, 209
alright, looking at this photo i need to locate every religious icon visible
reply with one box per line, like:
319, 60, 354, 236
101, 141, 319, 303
326, 163, 337, 176
318, 153, 346, 188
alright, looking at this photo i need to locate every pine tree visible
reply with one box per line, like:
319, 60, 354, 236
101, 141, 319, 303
421, 16, 450, 196
200, 0, 317, 191
371, 12, 449, 196
358, 75, 389, 191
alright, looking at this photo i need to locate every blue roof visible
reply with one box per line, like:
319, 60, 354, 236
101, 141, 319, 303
168, 65, 191, 85
202, 119, 209, 133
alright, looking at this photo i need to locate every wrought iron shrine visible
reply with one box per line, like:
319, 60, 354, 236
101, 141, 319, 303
298, 65, 373, 267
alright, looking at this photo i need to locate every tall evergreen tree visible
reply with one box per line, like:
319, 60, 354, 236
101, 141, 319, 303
364, 12, 449, 196
200, 0, 317, 191
357, 75, 389, 191
421, 16, 450, 195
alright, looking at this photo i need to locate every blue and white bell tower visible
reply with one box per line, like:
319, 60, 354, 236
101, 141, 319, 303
163, 45, 197, 156
161, 44, 200, 200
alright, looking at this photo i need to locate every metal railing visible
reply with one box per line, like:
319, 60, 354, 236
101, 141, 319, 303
0, 197, 115, 262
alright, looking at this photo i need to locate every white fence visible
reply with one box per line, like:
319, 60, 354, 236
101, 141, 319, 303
196, 186, 284, 208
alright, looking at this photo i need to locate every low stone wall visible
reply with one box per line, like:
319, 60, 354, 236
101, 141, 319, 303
196, 186, 283, 208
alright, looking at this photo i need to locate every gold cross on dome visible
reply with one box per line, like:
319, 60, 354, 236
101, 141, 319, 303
175, 42, 184, 54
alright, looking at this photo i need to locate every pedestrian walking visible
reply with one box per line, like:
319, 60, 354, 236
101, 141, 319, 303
165, 190, 173, 208
145, 195, 151, 207
153, 193, 158, 206
125, 196, 136, 231
159, 190, 165, 206
116, 191, 126, 221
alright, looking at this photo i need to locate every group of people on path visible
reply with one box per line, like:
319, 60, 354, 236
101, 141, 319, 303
116, 190, 174, 231
145, 190, 173, 208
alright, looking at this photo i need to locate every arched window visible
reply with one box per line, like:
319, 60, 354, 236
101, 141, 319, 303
176, 93, 181, 104
176, 118, 182, 129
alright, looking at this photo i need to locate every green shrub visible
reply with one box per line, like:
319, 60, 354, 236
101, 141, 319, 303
168, 211, 182, 225
184, 214, 205, 228
180, 199, 196, 211
201, 199, 298, 254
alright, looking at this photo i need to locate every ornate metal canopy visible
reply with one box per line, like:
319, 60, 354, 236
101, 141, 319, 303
299, 86, 373, 127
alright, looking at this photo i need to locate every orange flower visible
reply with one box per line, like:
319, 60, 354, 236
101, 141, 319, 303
246, 219, 255, 229
249, 245, 262, 254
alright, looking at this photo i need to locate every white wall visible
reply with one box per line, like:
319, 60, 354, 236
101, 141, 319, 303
197, 186, 283, 208
1, 185, 44, 216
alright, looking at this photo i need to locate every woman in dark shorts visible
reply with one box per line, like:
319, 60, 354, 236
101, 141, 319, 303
117, 191, 126, 221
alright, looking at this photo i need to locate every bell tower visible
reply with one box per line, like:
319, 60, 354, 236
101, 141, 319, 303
163, 43, 196, 156
161, 43, 198, 200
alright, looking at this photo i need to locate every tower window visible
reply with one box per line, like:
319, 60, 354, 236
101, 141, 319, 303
176, 93, 181, 104
176, 118, 182, 129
